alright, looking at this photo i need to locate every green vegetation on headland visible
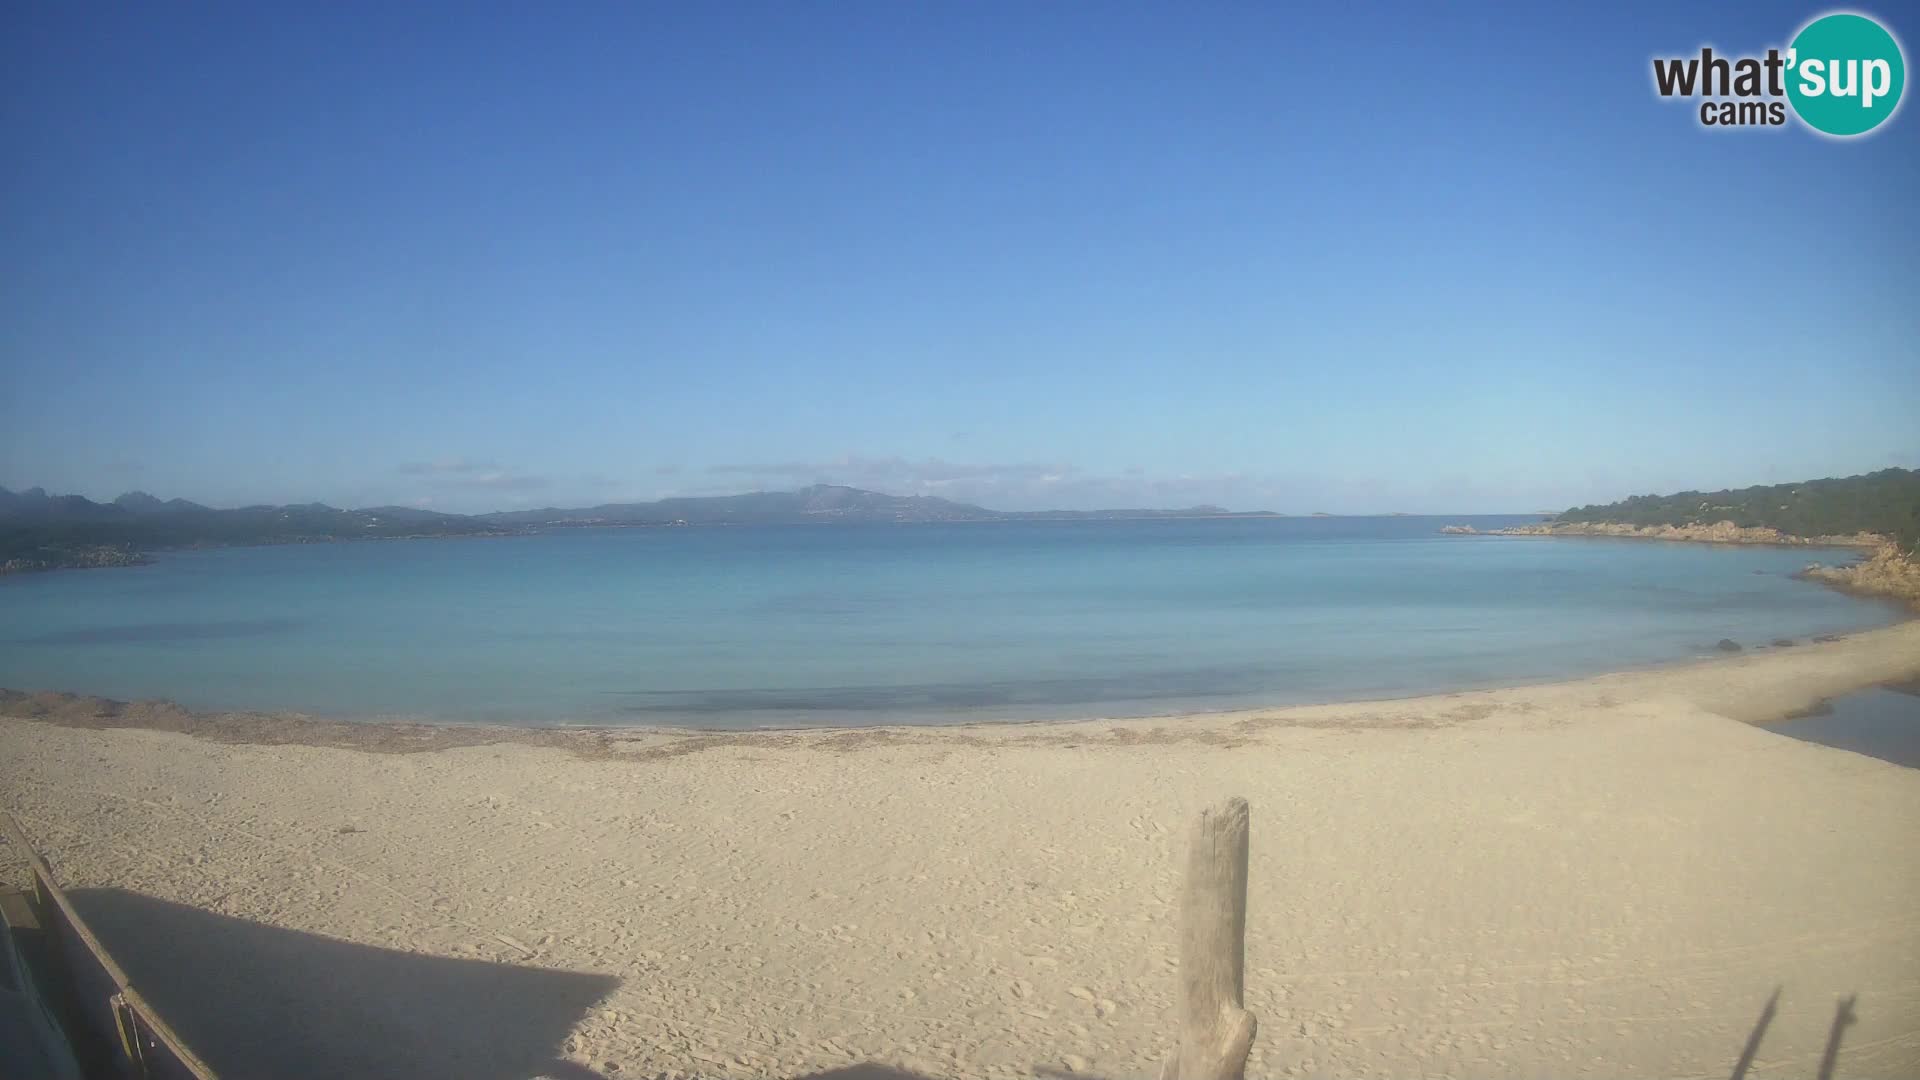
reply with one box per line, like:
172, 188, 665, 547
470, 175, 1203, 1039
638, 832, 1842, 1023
1440, 469, 1920, 610
0, 483, 1280, 573
1553, 468, 1920, 553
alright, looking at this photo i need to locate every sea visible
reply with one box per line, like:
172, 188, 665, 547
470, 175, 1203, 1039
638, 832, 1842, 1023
0, 517, 1904, 729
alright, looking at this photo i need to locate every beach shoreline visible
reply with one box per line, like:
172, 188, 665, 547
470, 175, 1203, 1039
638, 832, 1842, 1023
4, 622, 1919, 1078
4, 618, 1918, 751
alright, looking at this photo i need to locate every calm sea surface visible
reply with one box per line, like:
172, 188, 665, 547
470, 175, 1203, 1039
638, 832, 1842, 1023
1774, 686, 1920, 768
0, 518, 1902, 728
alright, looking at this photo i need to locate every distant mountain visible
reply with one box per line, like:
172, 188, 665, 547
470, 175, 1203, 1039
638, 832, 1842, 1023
0, 485, 123, 520
0, 486, 48, 513
481, 484, 1003, 526
0, 486, 510, 573
113, 491, 211, 515
0, 482, 1279, 573
481, 485, 1280, 527
356, 505, 488, 526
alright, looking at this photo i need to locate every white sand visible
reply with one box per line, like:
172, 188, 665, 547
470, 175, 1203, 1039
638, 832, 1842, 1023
4, 622, 1919, 1079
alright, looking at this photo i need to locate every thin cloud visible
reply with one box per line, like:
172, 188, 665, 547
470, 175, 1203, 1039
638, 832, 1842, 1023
709, 455, 1064, 484
397, 457, 497, 476
396, 458, 548, 491
699, 455, 1297, 511
400, 454, 1584, 514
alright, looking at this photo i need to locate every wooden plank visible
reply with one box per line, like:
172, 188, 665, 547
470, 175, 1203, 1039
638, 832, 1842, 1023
116, 987, 220, 1080
2, 813, 135, 992
4, 846, 117, 1078
2, 811, 220, 1080
1161, 797, 1258, 1080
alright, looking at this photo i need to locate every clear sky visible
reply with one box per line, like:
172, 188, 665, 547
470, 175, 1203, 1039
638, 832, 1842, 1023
3, 2, 1916, 514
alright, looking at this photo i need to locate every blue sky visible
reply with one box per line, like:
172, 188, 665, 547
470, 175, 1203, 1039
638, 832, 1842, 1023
2, 2, 1915, 514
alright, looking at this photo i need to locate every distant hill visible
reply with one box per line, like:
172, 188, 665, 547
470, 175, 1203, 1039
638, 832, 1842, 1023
0, 483, 1279, 573
0, 485, 125, 520
0, 488, 509, 572
113, 490, 211, 515
481, 484, 1004, 526
1556, 468, 1920, 552
482, 485, 1275, 527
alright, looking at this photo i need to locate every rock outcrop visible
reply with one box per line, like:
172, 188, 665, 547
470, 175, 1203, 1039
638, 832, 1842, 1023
1487, 517, 1918, 611
1491, 520, 1884, 547
1797, 547, 1920, 611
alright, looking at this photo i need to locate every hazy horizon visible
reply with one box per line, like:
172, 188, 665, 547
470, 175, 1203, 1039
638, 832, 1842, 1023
6, 473, 1581, 518
3, 457, 1920, 518
6, 457, 1916, 519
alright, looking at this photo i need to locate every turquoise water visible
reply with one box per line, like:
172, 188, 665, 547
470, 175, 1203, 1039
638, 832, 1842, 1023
0, 518, 1903, 727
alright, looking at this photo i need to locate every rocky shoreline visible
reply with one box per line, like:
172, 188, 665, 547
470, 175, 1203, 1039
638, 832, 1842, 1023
1796, 546, 1920, 611
1438, 519, 1920, 611
1486, 520, 1883, 546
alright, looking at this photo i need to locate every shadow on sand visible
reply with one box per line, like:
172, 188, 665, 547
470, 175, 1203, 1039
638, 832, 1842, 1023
66, 887, 619, 1080
42, 890, 1880, 1080
1729, 985, 1861, 1080
1729, 986, 1779, 1080
1816, 994, 1857, 1080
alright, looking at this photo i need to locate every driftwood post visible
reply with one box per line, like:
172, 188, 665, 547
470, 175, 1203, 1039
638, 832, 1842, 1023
1161, 797, 1257, 1080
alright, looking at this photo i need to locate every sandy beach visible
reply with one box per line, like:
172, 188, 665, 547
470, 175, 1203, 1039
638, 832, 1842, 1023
4, 622, 1919, 1079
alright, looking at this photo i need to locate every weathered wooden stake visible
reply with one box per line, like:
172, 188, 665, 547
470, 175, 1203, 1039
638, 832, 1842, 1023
1161, 797, 1257, 1080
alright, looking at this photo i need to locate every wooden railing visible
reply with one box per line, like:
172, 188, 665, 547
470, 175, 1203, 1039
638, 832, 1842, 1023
2, 812, 220, 1080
